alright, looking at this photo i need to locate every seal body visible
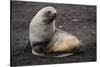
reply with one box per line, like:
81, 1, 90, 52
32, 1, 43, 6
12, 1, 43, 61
24, 6, 84, 57
47, 29, 81, 53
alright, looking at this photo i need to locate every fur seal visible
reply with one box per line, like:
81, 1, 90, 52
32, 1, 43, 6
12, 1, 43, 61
24, 6, 84, 57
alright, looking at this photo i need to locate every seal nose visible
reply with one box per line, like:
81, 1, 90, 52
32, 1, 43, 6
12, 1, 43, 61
54, 13, 57, 16
53, 13, 57, 17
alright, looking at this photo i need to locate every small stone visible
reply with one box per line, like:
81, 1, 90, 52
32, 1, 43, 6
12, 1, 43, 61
73, 18, 78, 22
77, 32, 80, 35
59, 26, 63, 28
16, 39, 20, 41
80, 40, 82, 42
92, 31, 95, 35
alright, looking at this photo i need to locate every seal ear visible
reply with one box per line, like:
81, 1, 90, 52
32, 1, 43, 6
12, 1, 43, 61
24, 39, 32, 53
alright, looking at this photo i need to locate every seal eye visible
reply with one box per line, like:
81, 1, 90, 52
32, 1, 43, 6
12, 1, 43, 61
46, 11, 51, 15
47, 11, 51, 14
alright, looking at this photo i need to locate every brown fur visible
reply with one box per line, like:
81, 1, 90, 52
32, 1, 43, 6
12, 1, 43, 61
48, 35, 80, 52
47, 29, 81, 53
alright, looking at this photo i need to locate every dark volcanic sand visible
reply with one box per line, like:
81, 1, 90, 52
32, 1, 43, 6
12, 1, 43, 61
10, 1, 96, 66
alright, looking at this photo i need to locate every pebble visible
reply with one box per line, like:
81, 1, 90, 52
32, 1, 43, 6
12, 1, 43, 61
77, 32, 80, 35
59, 26, 63, 28
73, 18, 78, 22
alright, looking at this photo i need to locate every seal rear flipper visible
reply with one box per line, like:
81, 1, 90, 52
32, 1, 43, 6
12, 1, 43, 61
42, 52, 73, 58
24, 39, 32, 53
53, 53, 73, 57
31, 50, 73, 57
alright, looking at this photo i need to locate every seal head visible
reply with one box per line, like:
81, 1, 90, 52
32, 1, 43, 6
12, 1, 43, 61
36, 6, 57, 24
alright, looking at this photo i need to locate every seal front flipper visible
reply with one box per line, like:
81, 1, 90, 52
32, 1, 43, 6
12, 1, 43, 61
24, 39, 32, 53
32, 46, 45, 56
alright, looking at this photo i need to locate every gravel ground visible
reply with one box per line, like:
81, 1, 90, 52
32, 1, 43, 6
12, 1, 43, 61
11, 1, 96, 66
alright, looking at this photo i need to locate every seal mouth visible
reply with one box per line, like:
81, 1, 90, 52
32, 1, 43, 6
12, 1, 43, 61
51, 13, 57, 19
